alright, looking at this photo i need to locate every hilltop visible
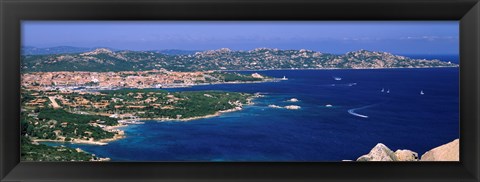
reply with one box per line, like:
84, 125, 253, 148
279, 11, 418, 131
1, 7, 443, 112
22, 46, 201, 56
21, 48, 457, 72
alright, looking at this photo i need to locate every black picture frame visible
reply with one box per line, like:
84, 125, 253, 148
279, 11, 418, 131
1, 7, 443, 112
1, 0, 479, 181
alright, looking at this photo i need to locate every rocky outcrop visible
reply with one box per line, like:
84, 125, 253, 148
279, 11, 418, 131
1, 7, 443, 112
420, 139, 459, 161
356, 139, 459, 162
357, 143, 398, 161
394, 149, 418, 161
22, 48, 457, 72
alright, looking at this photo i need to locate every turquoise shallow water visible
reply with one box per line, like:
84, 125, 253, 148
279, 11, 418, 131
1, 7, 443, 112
43, 68, 459, 161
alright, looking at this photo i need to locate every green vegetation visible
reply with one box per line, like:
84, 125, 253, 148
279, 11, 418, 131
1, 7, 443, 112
20, 48, 457, 72
143, 91, 249, 119
99, 88, 168, 95
38, 108, 117, 126
21, 109, 117, 142
21, 89, 36, 105
24, 89, 252, 121
21, 89, 252, 145
209, 72, 263, 82
20, 87, 252, 161
97, 89, 252, 119
21, 137, 96, 161
20, 109, 114, 161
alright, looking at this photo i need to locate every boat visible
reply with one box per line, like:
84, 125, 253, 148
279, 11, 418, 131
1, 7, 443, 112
386, 89, 390, 94
325, 104, 333, 107
333, 77, 342, 81
381, 88, 385, 92
420, 90, 424, 95
281, 76, 288, 80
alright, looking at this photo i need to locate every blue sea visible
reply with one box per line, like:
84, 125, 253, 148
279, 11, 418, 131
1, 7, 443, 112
42, 66, 460, 161
43, 52, 460, 161
402, 54, 459, 64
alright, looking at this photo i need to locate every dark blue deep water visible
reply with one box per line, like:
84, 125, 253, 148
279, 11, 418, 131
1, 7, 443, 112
43, 68, 459, 161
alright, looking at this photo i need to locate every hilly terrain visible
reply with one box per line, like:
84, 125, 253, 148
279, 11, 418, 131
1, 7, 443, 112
21, 48, 457, 72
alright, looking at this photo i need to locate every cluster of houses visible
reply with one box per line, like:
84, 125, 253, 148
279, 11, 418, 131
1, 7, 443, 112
21, 70, 211, 90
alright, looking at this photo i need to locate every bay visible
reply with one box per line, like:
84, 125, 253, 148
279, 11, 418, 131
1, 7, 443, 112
43, 67, 459, 161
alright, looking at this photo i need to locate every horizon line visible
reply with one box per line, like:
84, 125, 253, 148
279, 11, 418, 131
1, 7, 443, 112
22, 46, 460, 56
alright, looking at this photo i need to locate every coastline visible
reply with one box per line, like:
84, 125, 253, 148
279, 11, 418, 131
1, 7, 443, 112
192, 78, 280, 86
33, 134, 125, 146
26, 68, 459, 161
61, 78, 280, 91
33, 139, 109, 146
125, 106, 244, 122
25, 65, 459, 74
219, 65, 459, 72
34, 105, 248, 146
32, 124, 127, 146
24, 67, 458, 91
154, 79, 279, 89
31, 90, 258, 148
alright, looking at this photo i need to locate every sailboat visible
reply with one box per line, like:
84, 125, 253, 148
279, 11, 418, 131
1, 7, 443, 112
420, 90, 424, 95
381, 88, 384, 92
386, 89, 390, 94
281, 76, 288, 80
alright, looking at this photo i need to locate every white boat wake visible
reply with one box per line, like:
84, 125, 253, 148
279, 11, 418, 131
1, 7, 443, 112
347, 103, 381, 119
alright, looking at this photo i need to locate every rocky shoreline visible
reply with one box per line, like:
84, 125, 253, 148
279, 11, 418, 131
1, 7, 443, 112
35, 103, 251, 147
355, 139, 459, 161
129, 106, 245, 122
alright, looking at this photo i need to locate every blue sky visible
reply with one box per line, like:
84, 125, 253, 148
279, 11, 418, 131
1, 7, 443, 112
22, 21, 459, 55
